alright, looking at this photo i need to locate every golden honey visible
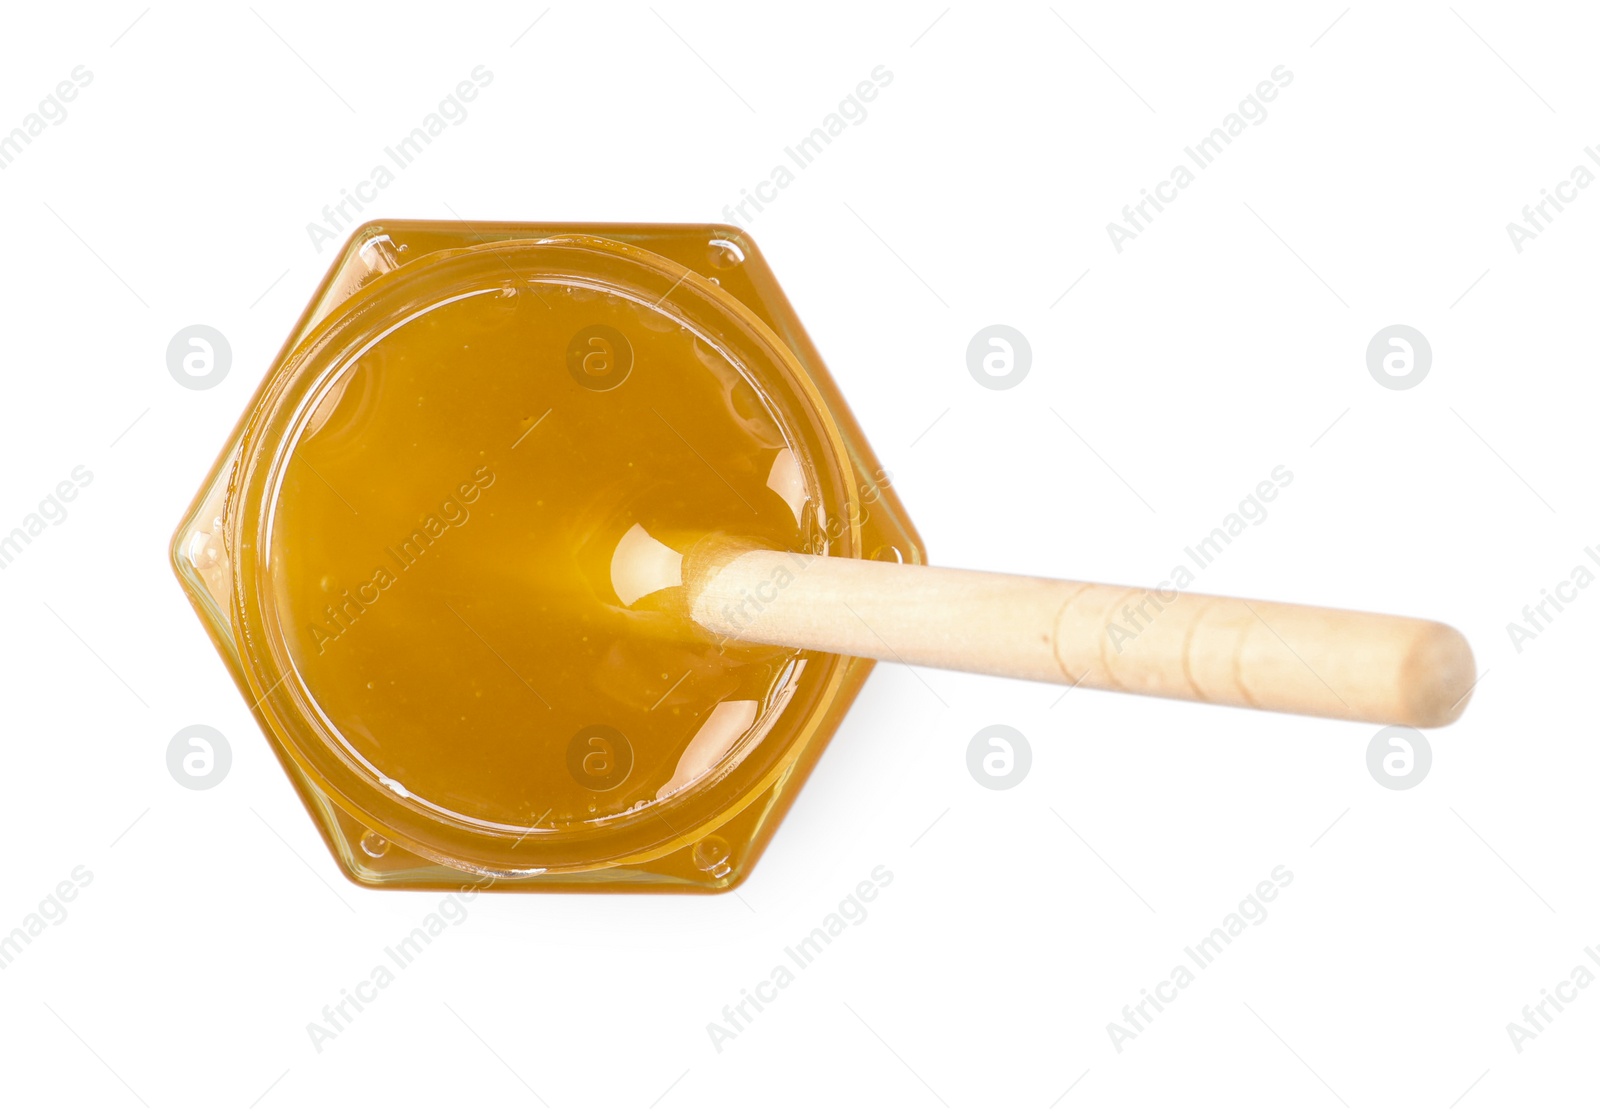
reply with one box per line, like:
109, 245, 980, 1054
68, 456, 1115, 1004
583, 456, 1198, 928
174, 223, 921, 890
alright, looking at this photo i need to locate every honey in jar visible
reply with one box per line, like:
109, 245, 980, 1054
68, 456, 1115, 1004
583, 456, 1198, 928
172, 222, 922, 891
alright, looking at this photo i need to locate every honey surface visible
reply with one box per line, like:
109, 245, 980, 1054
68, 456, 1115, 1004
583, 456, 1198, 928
268, 278, 813, 835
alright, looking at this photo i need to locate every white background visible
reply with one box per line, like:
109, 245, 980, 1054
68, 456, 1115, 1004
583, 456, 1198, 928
0, 2, 1593, 1112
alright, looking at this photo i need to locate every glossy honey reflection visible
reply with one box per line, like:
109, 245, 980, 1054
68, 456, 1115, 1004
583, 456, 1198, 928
268, 278, 816, 837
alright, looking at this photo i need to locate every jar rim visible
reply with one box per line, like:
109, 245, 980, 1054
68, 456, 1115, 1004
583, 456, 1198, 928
226, 235, 861, 874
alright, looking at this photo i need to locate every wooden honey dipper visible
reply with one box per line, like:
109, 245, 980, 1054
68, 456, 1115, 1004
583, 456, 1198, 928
615, 528, 1475, 727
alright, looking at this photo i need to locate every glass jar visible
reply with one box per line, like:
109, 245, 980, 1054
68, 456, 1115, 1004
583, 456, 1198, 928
171, 221, 921, 892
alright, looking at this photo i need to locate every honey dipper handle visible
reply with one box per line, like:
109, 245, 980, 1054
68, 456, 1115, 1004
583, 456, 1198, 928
686, 550, 1475, 727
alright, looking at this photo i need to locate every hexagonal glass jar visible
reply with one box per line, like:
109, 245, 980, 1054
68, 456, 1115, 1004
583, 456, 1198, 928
171, 221, 922, 892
